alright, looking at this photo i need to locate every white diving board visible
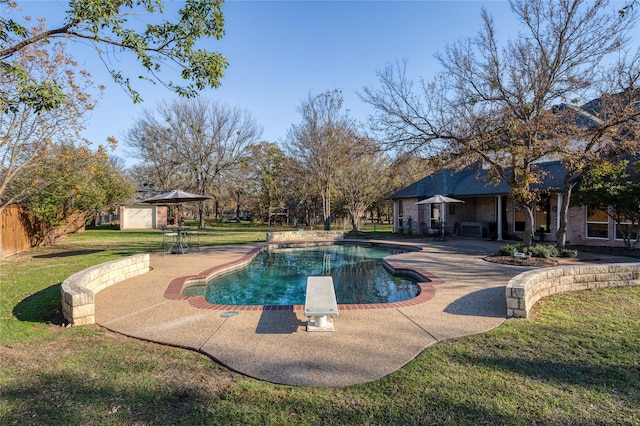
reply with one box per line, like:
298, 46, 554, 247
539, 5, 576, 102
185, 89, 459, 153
304, 276, 339, 332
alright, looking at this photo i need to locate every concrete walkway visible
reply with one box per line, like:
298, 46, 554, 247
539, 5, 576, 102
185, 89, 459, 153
94, 239, 633, 387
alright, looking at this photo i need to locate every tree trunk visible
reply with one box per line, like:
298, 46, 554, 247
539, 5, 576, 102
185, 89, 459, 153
198, 201, 205, 229
555, 184, 573, 249
322, 186, 331, 230
235, 191, 241, 222
350, 214, 358, 233
516, 201, 535, 246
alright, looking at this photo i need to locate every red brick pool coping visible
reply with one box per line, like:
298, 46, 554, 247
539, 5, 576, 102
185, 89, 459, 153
163, 241, 444, 311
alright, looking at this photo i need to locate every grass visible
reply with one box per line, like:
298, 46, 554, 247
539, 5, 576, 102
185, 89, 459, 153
1, 223, 639, 425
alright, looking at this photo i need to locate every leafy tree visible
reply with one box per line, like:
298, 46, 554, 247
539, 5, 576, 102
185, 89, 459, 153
0, 34, 99, 210
1, 0, 227, 111
245, 142, 293, 223
361, 0, 638, 245
573, 160, 640, 249
24, 144, 134, 244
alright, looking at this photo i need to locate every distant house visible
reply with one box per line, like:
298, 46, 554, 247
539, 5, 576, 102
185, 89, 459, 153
117, 184, 168, 230
390, 161, 636, 247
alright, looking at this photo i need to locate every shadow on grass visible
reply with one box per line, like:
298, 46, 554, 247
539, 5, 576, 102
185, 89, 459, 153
0, 372, 212, 425
33, 249, 104, 259
0, 369, 521, 425
461, 353, 640, 393
13, 283, 65, 325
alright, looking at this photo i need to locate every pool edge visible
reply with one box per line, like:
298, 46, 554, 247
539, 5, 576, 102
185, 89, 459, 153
163, 240, 443, 311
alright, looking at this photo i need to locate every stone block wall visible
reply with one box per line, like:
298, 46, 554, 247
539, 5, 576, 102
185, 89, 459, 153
506, 263, 640, 318
61, 254, 150, 325
266, 230, 344, 242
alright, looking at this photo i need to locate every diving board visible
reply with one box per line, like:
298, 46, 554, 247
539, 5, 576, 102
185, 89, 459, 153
304, 276, 339, 332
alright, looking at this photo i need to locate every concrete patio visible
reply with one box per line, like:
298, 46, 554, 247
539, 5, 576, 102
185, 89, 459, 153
94, 238, 634, 387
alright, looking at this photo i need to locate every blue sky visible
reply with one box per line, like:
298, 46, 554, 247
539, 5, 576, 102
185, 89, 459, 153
10, 1, 634, 166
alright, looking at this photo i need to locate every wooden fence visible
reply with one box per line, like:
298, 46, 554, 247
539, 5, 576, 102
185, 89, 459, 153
0, 205, 85, 259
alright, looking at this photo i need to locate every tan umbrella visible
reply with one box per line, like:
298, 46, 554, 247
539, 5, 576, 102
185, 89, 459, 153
416, 195, 465, 239
416, 194, 465, 205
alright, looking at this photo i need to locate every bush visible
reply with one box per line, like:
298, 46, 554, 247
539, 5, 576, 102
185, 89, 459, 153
529, 244, 558, 258
559, 248, 578, 258
499, 243, 525, 256
499, 243, 564, 258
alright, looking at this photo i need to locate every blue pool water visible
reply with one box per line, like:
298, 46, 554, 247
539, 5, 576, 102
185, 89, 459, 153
183, 244, 419, 305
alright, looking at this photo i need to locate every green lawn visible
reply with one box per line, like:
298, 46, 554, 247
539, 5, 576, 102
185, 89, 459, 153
1, 223, 638, 425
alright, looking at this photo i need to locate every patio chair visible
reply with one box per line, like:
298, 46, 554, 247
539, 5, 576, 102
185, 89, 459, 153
162, 232, 179, 255
185, 230, 200, 251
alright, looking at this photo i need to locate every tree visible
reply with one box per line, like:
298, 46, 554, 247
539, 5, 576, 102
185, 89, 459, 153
573, 159, 640, 249
1, 0, 227, 111
125, 111, 182, 190
245, 142, 293, 223
335, 140, 390, 232
287, 90, 356, 230
126, 99, 262, 228
0, 35, 99, 210
620, 0, 640, 17
361, 0, 638, 246
553, 70, 640, 248
24, 144, 134, 244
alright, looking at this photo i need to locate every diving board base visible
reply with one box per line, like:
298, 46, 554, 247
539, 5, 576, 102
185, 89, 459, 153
306, 315, 335, 332
304, 276, 339, 332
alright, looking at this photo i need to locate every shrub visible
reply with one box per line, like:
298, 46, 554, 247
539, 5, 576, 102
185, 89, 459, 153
529, 244, 558, 258
499, 243, 525, 256
499, 243, 565, 258
559, 248, 578, 258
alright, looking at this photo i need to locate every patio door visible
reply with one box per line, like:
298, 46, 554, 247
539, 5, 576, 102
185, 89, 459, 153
430, 204, 441, 228
514, 195, 551, 233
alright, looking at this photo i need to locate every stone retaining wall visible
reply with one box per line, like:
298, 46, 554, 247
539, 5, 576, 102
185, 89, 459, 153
266, 230, 344, 242
506, 263, 640, 318
61, 254, 150, 325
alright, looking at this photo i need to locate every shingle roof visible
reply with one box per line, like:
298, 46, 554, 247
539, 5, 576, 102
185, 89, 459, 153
390, 161, 568, 200
128, 184, 167, 204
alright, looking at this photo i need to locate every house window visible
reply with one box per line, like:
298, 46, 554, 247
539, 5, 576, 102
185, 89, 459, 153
586, 207, 609, 239
615, 215, 638, 240
398, 200, 403, 229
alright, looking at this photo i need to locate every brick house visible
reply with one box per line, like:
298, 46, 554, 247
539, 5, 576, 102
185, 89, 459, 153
389, 161, 637, 247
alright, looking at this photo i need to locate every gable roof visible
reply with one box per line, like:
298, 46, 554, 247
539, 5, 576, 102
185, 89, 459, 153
390, 161, 568, 200
127, 183, 167, 204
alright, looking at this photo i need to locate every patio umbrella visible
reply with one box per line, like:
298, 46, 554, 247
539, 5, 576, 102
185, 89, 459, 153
142, 190, 212, 225
416, 194, 465, 238
416, 194, 465, 205
142, 189, 212, 204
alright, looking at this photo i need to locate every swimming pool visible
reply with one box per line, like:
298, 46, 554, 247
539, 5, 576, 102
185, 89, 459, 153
183, 244, 419, 305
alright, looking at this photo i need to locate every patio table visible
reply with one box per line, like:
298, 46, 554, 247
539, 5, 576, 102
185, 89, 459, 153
164, 227, 191, 254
